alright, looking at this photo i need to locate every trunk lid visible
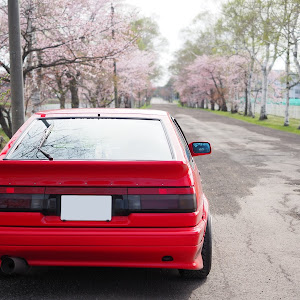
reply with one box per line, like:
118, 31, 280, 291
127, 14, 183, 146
0, 161, 200, 227
0, 160, 191, 187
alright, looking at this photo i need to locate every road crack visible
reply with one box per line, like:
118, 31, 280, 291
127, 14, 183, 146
263, 253, 273, 265
279, 265, 293, 283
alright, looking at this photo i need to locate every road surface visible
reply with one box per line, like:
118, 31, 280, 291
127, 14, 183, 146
1, 102, 299, 300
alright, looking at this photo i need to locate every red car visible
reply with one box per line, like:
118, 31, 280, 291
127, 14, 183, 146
0, 109, 212, 279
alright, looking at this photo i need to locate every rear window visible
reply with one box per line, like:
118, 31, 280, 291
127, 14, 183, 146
7, 118, 173, 161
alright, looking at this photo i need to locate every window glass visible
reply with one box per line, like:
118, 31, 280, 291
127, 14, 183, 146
8, 118, 173, 161
172, 118, 192, 161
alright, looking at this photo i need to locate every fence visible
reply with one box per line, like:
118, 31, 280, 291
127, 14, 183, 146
254, 102, 300, 119
237, 99, 300, 119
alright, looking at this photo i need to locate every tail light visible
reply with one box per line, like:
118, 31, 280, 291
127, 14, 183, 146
0, 187, 197, 216
0, 194, 56, 215
124, 187, 197, 213
127, 194, 196, 213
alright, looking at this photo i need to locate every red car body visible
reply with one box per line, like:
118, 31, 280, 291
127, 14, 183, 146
0, 109, 211, 275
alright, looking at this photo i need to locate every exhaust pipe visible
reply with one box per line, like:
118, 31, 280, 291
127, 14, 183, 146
1, 257, 29, 275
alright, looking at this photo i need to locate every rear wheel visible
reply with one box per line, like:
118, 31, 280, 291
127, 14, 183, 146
179, 214, 212, 279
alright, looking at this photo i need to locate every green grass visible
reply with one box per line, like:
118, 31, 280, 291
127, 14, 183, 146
0, 128, 9, 151
139, 103, 151, 109
178, 104, 300, 135
209, 110, 300, 135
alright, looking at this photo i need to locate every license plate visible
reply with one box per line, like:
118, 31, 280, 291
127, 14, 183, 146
60, 195, 112, 221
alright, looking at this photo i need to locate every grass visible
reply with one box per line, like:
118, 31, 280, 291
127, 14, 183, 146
139, 103, 151, 109
178, 104, 300, 135
209, 110, 300, 135
0, 128, 9, 151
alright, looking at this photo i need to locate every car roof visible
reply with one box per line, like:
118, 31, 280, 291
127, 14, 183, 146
35, 108, 169, 118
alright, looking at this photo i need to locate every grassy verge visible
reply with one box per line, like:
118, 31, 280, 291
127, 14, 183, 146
0, 128, 9, 151
178, 104, 300, 135
209, 110, 300, 135
139, 103, 151, 109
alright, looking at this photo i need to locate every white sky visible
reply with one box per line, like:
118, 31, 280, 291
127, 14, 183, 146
125, 0, 223, 85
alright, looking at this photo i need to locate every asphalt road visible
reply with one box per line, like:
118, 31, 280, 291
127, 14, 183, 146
1, 102, 299, 300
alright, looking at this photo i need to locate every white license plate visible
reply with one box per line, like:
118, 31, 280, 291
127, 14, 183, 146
60, 195, 112, 221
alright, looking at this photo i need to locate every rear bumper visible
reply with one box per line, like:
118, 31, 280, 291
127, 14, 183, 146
0, 221, 205, 270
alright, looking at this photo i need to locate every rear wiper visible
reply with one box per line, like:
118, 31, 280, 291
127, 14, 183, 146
38, 148, 53, 160
37, 123, 54, 161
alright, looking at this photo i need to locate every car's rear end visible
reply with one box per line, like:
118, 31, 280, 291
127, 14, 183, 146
0, 109, 210, 276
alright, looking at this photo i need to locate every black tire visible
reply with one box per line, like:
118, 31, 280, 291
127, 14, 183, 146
179, 214, 212, 279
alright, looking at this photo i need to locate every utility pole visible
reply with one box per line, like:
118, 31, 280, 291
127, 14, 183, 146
8, 0, 25, 134
284, 0, 290, 127
111, 3, 118, 108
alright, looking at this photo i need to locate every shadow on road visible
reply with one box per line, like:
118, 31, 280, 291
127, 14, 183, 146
0, 267, 206, 300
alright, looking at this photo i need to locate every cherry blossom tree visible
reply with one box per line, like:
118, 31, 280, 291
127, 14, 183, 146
117, 49, 156, 107
1, 0, 159, 135
175, 55, 249, 112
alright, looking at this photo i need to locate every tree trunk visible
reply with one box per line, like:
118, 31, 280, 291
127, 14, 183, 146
221, 96, 227, 111
231, 102, 237, 114
0, 108, 12, 138
284, 94, 290, 126
218, 79, 227, 111
200, 99, 204, 108
244, 86, 248, 116
90, 97, 97, 108
55, 73, 66, 109
113, 60, 118, 108
70, 78, 79, 108
0, 136, 4, 149
259, 66, 268, 120
60, 93, 66, 109
221, 104, 227, 111
247, 61, 254, 117
291, 10, 300, 77
248, 101, 253, 117
209, 89, 215, 110
138, 91, 141, 108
